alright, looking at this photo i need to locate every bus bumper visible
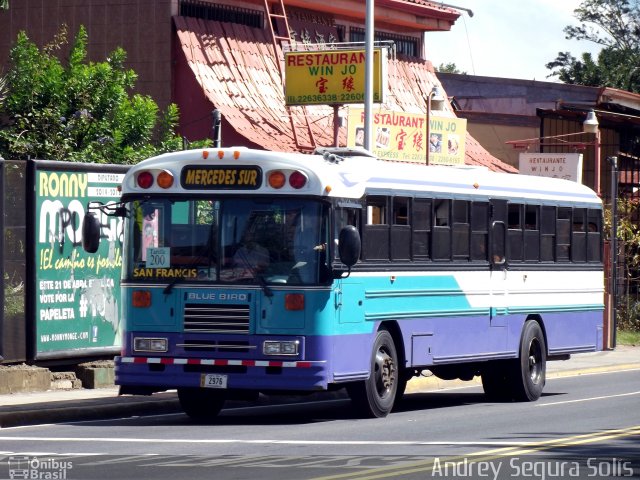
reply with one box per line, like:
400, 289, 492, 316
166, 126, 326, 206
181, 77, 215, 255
114, 355, 330, 392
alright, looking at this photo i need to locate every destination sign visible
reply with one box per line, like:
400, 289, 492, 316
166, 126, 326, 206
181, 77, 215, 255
181, 165, 262, 190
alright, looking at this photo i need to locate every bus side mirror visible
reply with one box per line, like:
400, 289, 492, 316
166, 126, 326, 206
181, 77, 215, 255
82, 212, 101, 253
338, 225, 361, 268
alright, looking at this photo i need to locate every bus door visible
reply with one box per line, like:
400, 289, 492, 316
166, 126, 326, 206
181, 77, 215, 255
489, 199, 509, 336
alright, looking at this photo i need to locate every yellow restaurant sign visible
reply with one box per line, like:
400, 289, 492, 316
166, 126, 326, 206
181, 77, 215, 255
347, 108, 467, 165
284, 49, 384, 106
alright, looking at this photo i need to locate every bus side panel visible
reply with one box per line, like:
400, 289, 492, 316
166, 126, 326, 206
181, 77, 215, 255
503, 269, 605, 355
531, 311, 603, 355
397, 315, 513, 367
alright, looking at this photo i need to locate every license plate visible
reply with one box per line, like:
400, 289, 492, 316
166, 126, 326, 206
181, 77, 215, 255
200, 374, 228, 389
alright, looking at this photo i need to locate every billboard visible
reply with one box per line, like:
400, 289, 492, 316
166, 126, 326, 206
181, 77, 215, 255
519, 153, 583, 182
347, 108, 467, 165
32, 161, 129, 359
284, 49, 385, 105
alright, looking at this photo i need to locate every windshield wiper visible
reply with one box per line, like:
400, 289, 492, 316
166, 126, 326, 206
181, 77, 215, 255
163, 277, 185, 295
234, 246, 273, 297
256, 274, 273, 298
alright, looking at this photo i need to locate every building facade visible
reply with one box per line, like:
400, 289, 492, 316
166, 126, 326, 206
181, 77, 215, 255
0, 0, 515, 171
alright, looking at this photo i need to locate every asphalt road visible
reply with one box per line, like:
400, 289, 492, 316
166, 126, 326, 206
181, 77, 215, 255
1, 369, 639, 480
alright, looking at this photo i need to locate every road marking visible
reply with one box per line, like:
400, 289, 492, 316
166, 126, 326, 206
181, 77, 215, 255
0, 436, 537, 446
308, 425, 640, 480
548, 366, 640, 379
536, 390, 640, 407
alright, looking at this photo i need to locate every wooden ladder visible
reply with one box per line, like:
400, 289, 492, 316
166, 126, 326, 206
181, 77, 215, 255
263, 0, 316, 151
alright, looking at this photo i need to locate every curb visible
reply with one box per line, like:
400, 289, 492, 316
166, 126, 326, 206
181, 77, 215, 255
546, 363, 640, 378
0, 396, 182, 428
404, 362, 640, 393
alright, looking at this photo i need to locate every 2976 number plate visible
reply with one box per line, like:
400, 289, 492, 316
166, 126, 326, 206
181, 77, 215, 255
201, 374, 228, 389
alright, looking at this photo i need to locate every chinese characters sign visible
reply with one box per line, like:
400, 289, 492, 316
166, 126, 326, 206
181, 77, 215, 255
347, 108, 467, 165
284, 49, 385, 105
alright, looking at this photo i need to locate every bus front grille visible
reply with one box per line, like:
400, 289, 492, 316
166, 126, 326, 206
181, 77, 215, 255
183, 303, 250, 334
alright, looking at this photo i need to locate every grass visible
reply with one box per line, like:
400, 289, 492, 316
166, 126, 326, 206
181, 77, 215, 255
616, 330, 640, 346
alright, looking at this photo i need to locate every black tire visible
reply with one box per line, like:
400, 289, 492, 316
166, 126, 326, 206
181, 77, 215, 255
511, 320, 546, 401
481, 362, 512, 401
177, 387, 226, 421
347, 329, 399, 418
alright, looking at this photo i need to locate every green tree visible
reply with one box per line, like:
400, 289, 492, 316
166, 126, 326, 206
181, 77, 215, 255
0, 25, 190, 163
546, 0, 640, 92
436, 62, 467, 75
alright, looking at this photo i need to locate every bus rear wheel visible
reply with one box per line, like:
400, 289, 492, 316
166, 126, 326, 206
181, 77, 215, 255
178, 387, 226, 421
347, 329, 398, 418
481, 362, 512, 401
512, 320, 546, 401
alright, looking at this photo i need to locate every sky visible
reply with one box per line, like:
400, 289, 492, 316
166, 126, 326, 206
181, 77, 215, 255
426, 0, 604, 81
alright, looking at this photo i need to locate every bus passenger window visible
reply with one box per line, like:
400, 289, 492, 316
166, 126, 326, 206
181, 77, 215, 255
587, 209, 602, 262
366, 197, 387, 225
434, 199, 450, 226
525, 205, 538, 230
412, 198, 432, 260
524, 205, 540, 262
393, 197, 409, 225
572, 208, 587, 262
471, 202, 489, 261
508, 204, 522, 229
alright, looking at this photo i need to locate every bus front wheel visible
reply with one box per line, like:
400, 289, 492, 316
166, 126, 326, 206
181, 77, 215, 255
178, 387, 226, 420
347, 329, 398, 418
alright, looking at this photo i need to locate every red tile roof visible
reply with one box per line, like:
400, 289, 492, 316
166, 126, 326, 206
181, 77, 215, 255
174, 16, 516, 173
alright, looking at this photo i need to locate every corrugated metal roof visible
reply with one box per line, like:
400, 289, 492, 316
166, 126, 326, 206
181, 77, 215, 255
174, 16, 516, 173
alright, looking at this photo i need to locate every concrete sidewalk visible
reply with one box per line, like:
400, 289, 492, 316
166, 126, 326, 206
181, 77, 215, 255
1, 346, 638, 428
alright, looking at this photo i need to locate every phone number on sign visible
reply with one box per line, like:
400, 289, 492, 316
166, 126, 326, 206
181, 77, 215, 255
286, 92, 382, 105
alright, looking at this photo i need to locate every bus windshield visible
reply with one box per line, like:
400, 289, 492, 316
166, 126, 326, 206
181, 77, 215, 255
125, 197, 329, 285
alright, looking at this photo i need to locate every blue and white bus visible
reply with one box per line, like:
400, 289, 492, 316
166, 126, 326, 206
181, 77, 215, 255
84, 147, 604, 418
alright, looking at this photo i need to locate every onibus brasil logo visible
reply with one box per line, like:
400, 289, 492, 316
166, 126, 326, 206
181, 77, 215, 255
8, 456, 72, 479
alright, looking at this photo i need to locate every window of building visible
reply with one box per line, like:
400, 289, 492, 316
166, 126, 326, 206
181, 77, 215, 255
179, 1, 263, 28
349, 27, 420, 57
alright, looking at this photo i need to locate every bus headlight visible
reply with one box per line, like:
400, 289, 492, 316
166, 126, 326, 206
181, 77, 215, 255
134, 337, 168, 352
263, 340, 299, 356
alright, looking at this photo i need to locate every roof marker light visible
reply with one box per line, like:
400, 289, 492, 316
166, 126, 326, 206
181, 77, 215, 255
325, 185, 332, 194
233, 150, 241, 159
268, 171, 286, 189
218, 150, 224, 159
289, 171, 307, 189
137, 171, 154, 189
202, 150, 209, 159
157, 170, 174, 189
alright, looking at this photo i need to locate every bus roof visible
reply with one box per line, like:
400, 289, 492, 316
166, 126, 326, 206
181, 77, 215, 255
122, 147, 602, 207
